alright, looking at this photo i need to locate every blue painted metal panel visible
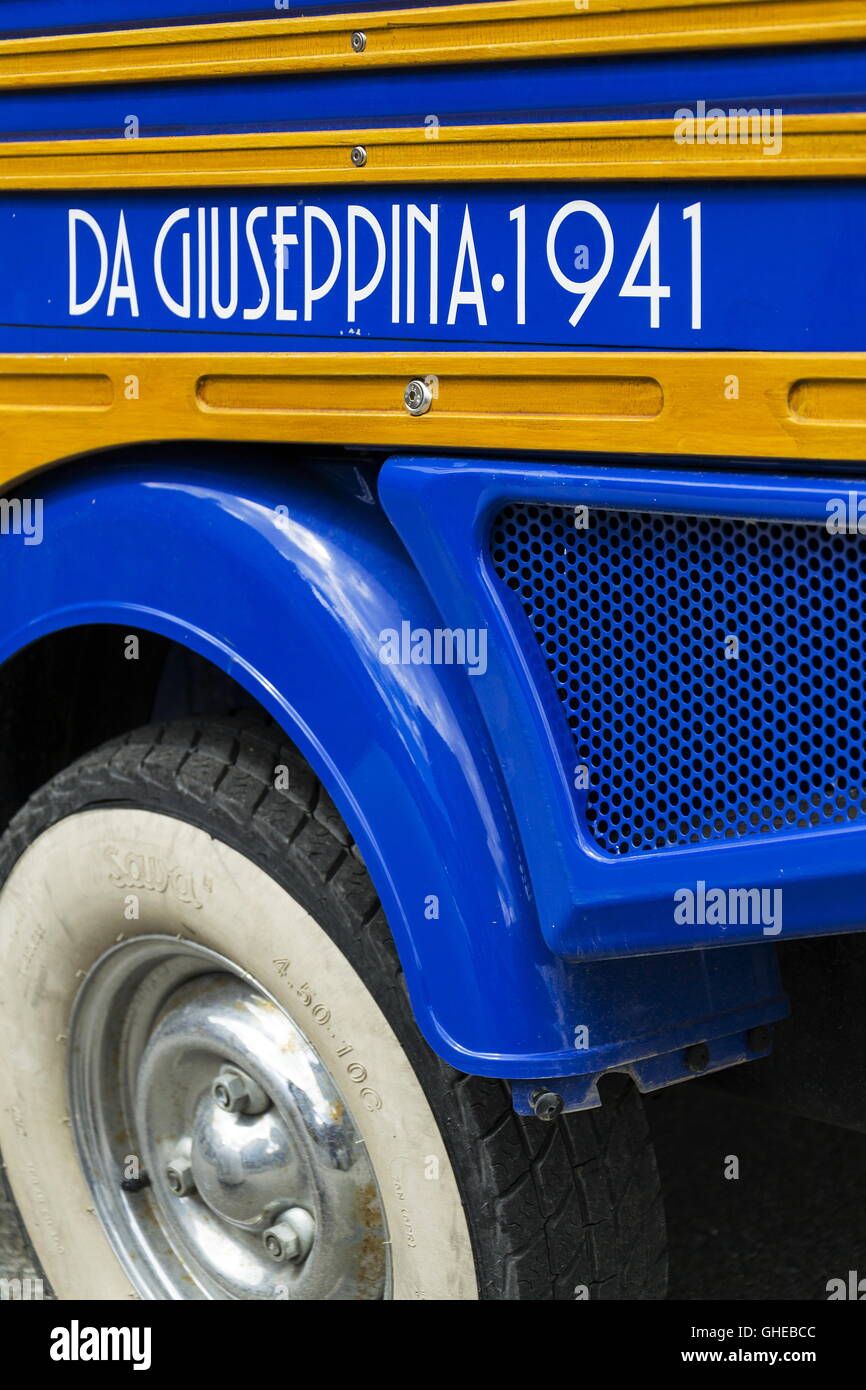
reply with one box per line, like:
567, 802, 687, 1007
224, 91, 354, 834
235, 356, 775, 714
2, 181, 863, 352
0, 451, 786, 1082
511, 1023, 773, 1114
380, 460, 866, 963
0, 46, 861, 141
0, 0, 443, 38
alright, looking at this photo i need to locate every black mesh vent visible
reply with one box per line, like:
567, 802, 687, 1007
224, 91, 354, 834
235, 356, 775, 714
490, 502, 866, 857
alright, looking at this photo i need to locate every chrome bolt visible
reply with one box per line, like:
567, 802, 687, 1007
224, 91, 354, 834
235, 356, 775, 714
165, 1155, 196, 1197
351, 31, 366, 53
403, 378, 433, 416
263, 1208, 316, 1264
351, 145, 368, 168
212, 1066, 270, 1116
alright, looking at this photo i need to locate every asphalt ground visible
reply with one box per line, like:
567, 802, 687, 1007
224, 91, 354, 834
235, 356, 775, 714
647, 1080, 866, 1300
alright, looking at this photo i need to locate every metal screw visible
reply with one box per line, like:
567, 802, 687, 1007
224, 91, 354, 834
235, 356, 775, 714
166, 1155, 196, 1197
746, 1025, 772, 1054
351, 145, 367, 168
351, 31, 366, 53
684, 1043, 710, 1075
212, 1066, 270, 1116
403, 378, 433, 416
530, 1089, 564, 1123
263, 1208, 316, 1264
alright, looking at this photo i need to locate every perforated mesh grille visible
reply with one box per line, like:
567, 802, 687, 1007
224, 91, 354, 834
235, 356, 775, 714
490, 502, 866, 857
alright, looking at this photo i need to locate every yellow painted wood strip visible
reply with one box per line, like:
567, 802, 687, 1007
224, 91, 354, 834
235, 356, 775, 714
0, 1, 861, 88
0, 352, 865, 486
0, 113, 860, 187
197, 371, 665, 417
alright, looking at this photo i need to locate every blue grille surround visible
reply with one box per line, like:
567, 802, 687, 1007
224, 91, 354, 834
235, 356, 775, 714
490, 502, 864, 859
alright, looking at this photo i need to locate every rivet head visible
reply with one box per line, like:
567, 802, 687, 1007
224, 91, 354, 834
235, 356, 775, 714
351, 31, 366, 53
403, 378, 433, 416
351, 145, 368, 168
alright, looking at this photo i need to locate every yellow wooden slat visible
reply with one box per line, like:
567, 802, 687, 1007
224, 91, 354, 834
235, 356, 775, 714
0, 352, 864, 487
197, 371, 665, 418
0, 1, 860, 87
0, 113, 860, 187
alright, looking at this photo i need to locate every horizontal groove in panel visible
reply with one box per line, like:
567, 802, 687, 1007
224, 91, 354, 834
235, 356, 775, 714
0, 373, 114, 408
789, 378, 866, 424
197, 372, 663, 418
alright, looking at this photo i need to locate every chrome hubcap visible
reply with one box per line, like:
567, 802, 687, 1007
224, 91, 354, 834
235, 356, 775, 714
68, 937, 390, 1299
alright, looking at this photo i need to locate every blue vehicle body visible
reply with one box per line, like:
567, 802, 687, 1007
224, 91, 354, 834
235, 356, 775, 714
0, 0, 862, 1113
5, 182, 862, 354
381, 461, 866, 963
0, 453, 787, 1099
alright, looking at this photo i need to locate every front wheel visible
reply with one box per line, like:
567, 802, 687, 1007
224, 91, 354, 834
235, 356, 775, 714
0, 715, 667, 1300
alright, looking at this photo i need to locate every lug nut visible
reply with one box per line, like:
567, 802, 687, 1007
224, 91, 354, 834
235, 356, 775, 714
212, 1066, 270, 1115
263, 1208, 316, 1264
166, 1155, 196, 1197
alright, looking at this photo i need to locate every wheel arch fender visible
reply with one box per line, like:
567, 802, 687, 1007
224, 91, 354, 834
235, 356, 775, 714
0, 451, 568, 1075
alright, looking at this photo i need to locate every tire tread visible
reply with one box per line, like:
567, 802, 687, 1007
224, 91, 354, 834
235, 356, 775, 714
0, 712, 667, 1301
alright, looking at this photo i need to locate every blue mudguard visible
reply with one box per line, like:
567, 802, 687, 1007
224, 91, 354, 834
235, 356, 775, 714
0, 452, 786, 1099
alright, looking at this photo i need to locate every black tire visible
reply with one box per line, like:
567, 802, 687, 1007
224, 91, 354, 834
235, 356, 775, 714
0, 713, 667, 1300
